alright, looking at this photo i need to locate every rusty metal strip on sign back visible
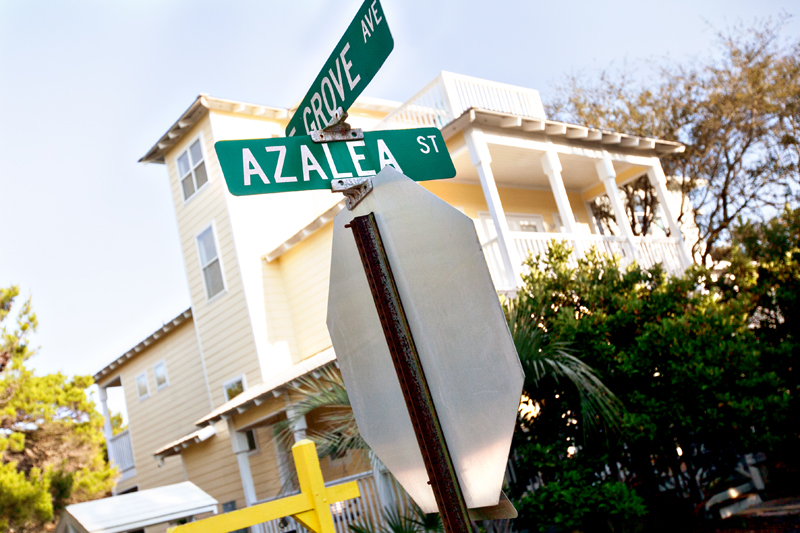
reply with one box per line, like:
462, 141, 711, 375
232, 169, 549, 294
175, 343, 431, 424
344, 213, 471, 533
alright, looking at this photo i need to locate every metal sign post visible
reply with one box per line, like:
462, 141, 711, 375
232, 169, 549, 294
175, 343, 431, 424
345, 212, 472, 533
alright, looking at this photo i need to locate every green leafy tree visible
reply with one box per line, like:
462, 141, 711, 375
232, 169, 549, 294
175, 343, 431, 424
548, 19, 800, 262
507, 243, 789, 531
505, 272, 645, 533
0, 286, 116, 532
722, 206, 800, 490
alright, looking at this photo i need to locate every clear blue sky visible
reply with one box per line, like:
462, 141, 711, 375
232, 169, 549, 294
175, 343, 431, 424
1, 1, 798, 384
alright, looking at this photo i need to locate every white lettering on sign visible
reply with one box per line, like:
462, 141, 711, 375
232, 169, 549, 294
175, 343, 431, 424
243, 148, 269, 185
340, 44, 360, 91
311, 94, 326, 132
329, 63, 346, 100
371, 1, 383, 24
322, 144, 354, 180
361, 1, 383, 43
301, 145, 328, 182
302, 109, 315, 136
235, 133, 427, 189
417, 135, 440, 154
377, 139, 402, 173
265, 146, 297, 183
295, 43, 364, 136
347, 141, 377, 177
321, 77, 337, 116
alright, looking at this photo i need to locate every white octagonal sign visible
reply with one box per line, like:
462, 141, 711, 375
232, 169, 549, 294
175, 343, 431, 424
327, 167, 524, 513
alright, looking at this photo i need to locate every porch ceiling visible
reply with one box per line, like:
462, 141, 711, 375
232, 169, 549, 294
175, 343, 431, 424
450, 143, 644, 193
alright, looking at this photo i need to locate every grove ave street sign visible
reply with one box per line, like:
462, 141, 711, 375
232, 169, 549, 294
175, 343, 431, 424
285, 0, 393, 137
327, 167, 525, 514
215, 128, 454, 196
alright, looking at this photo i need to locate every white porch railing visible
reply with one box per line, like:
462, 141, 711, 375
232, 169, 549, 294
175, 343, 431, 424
484, 232, 685, 290
256, 471, 411, 533
375, 71, 545, 131
109, 429, 135, 474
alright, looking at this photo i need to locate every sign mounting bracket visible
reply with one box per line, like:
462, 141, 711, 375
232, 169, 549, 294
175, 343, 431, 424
331, 176, 372, 210
311, 107, 363, 143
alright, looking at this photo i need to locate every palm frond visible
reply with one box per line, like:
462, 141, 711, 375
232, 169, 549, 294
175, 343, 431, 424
276, 365, 371, 459
505, 292, 623, 432
407, 503, 443, 533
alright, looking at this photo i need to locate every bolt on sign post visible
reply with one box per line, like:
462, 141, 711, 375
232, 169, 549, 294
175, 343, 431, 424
167, 440, 359, 533
285, 0, 393, 137
215, 128, 454, 196
327, 167, 524, 523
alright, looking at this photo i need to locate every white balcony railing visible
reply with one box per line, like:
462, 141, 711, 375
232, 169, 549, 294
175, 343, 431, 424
109, 429, 135, 474
483, 232, 685, 290
375, 71, 546, 131
257, 471, 411, 533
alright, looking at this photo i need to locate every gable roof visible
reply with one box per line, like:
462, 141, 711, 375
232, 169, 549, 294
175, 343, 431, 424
139, 95, 289, 164
93, 309, 192, 383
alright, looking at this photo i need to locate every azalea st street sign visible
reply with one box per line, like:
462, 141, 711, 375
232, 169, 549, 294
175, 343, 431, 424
285, 0, 393, 137
215, 127, 454, 196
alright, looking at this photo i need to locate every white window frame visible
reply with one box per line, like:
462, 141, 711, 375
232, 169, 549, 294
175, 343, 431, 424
223, 374, 247, 402
153, 360, 169, 391
195, 221, 227, 302
477, 211, 547, 241
135, 372, 150, 401
244, 428, 259, 456
177, 135, 210, 205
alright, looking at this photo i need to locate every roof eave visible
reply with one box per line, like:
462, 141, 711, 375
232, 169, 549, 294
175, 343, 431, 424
441, 108, 685, 156
138, 95, 290, 165
93, 309, 192, 383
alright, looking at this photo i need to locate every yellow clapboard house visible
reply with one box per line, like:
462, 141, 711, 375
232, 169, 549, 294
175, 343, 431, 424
93, 72, 691, 532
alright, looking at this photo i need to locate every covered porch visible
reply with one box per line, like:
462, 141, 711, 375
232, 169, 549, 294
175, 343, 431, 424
376, 72, 692, 291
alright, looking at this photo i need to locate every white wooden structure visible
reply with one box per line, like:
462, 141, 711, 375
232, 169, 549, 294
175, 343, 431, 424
377, 72, 692, 291
55, 482, 217, 533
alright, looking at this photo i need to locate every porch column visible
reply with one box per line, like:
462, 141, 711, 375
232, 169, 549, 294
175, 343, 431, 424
645, 160, 693, 268
541, 149, 578, 234
286, 396, 308, 442
464, 127, 521, 288
98, 386, 115, 464
228, 420, 265, 532
595, 153, 640, 259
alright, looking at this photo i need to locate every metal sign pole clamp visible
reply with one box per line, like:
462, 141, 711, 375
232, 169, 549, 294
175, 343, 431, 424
310, 107, 363, 143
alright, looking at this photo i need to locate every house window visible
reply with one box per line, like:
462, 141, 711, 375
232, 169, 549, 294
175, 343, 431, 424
178, 139, 209, 201
197, 225, 225, 300
478, 212, 546, 242
154, 361, 169, 390
245, 430, 257, 451
135, 373, 149, 400
223, 376, 246, 402
221, 501, 248, 533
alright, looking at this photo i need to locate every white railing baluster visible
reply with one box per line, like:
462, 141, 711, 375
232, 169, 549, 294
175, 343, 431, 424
109, 430, 135, 473
253, 470, 415, 533
375, 72, 546, 131
482, 232, 685, 290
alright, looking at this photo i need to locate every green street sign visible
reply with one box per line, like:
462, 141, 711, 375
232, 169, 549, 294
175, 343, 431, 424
285, 0, 393, 138
215, 128, 455, 196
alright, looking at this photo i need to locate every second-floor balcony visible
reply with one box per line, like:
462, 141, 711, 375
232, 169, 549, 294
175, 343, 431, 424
376, 72, 692, 290
109, 429, 136, 481
483, 232, 685, 290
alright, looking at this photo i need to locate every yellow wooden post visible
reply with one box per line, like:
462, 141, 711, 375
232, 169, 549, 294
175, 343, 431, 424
167, 439, 359, 533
